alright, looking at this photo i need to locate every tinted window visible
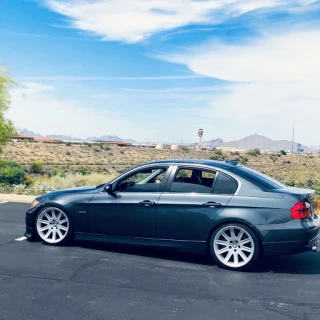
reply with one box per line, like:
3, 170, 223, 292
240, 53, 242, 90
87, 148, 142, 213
213, 173, 238, 195
231, 166, 284, 190
116, 167, 168, 192
170, 168, 216, 193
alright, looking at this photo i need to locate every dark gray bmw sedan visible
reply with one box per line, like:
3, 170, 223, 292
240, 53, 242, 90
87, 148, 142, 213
25, 159, 320, 270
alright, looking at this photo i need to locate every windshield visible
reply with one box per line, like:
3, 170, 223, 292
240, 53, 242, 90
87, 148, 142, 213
232, 166, 284, 190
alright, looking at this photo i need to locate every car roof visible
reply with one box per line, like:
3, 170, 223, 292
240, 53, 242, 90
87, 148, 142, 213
139, 159, 238, 170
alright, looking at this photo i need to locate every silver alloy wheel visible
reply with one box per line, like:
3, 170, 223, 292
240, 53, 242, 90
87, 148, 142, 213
36, 207, 69, 244
213, 226, 254, 268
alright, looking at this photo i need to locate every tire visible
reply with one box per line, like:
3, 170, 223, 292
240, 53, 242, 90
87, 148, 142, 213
209, 223, 261, 271
35, 206, 73, 245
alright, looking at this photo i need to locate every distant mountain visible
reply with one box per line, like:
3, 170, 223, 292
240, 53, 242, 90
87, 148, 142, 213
19, 129, 137, 143
222, 134, 312, 152
191, 138, 224, 149
20, 129, 43, 138
193, 134, 313, 152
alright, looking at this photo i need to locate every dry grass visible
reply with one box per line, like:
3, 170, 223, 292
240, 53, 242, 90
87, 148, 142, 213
315, 199, 320, 214
3, 142, 320, 182
42, 173, 118, 190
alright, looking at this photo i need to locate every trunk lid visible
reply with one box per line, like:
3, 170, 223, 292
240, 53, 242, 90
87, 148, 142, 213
276, 186, 316, 219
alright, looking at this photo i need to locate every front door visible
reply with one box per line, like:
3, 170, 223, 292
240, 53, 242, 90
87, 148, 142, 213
156, 166, 238, 241
88, 166, 170, 238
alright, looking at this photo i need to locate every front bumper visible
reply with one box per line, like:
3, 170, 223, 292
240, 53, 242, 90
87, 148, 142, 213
24, 203, 45, 239
256, 215, 320, 256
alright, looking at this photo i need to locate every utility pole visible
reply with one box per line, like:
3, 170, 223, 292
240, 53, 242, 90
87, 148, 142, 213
291, 123, 295, 155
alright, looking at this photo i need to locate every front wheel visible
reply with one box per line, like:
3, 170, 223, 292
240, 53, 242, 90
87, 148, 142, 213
35, 206, 72, 245
209, 223, 261, 270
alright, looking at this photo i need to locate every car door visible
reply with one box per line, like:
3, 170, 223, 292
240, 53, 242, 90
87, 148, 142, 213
88, 165, 171, 238
156, 165, 238, 241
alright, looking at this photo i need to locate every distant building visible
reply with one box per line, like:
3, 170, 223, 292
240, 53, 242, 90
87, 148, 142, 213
94, 141, 133, 147
34, 137, 62, 144
11, 134, 35, 142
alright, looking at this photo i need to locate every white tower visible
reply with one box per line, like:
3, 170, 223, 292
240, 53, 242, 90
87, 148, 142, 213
198, 129, 203, 150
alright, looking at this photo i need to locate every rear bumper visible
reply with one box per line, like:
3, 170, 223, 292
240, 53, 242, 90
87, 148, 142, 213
256, 216, 320, 256
262, 233, 320, 255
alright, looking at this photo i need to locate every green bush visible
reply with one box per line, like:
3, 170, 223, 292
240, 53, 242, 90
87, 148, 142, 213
0, 160, 25, 185
179, 146, 190, 152
247, 148, 261, 156
213, 149, 223, 156
29, 161, 44, 174
240, 158, 247, 165
77, 168, 91, 176
100, 143, 111, 150
50, 168, 66, 178
280, 150, 287, 155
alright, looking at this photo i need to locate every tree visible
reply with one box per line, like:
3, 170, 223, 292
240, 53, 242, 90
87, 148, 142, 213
0, 64, 17, 152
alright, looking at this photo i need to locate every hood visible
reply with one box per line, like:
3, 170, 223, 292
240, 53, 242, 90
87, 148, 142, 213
37, 185, 98, 201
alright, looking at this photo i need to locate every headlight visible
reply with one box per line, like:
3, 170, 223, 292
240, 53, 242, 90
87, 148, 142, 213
30, 199, 40, 209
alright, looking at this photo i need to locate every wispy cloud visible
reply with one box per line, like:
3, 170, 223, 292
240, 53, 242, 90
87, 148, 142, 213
159, 27, 320, 143
17, 75, 206, 81
45, 0, 318, 43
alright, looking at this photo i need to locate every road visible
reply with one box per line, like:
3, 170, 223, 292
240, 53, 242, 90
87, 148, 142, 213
0, 202, 320, 320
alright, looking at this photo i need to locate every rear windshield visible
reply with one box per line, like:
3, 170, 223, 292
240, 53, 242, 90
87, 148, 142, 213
231, 166, 284, 190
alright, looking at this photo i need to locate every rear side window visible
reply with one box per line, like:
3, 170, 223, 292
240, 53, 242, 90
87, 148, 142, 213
231, 166, 284, 190
213, 173, 238, 195
170, 168, 216, 193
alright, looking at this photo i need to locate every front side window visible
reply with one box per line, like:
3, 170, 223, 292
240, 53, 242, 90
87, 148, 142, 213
115, 167, 168, 192
170, 168, 216, 193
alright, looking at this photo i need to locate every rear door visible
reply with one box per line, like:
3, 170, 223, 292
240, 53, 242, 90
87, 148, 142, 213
156, 166, 238, 241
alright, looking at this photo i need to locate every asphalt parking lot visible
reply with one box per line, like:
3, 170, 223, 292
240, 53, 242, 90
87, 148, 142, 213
1, 202, 320, 320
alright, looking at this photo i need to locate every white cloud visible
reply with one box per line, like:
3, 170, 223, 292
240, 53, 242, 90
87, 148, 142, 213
45, 0, 317, 43
8, 83, 144, 139
161, 28, 320, 144
164, 29, 320, 83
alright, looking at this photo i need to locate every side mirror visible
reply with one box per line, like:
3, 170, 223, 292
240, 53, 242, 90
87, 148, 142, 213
104, 184, 113, 193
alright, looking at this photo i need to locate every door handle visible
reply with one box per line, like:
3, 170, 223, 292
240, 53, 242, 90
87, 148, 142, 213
202, 202, 221, 207
139, 200, 156, 207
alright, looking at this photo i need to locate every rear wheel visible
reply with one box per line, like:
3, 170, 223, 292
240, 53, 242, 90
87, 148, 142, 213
35, 206, 72, 245
209, 223, 260, 270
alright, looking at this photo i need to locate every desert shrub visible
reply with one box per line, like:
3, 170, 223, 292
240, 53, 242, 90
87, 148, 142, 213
50, 168, 66, 178
29, 161, 44, 173
280, 150, 287, 155
209, 155, 224, 161
13, 184, 28, 195
93, 146, 101, 152
179, 146, 190, 152
28, 181, 56, 195
66, 151, 71, 156
247, 148, 261, 156
77, 168, 91, 176
66, 142, 72, 146
240, 158, 247, 165
213, 149, 223, 156
24, 175, 35, 185
0, 160, 25, 185
285, 180, 295, 187
100, 143, 111, 151
0, 183, 14, 193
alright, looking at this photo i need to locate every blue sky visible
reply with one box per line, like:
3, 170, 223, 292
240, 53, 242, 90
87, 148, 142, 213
1, 0, 320, 144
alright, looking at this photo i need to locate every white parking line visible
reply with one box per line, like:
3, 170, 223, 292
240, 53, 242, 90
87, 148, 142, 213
0, 201, 8, 204
15, 236, 27, 241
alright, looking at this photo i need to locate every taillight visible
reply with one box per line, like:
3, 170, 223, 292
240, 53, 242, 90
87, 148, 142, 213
290, 201, 310, 219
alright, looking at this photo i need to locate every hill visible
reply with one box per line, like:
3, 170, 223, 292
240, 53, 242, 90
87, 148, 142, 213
20, 129, 137, 143
199, 134, 312, 152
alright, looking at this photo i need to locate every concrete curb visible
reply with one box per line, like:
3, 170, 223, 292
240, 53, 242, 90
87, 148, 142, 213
0, 194, 36, 203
